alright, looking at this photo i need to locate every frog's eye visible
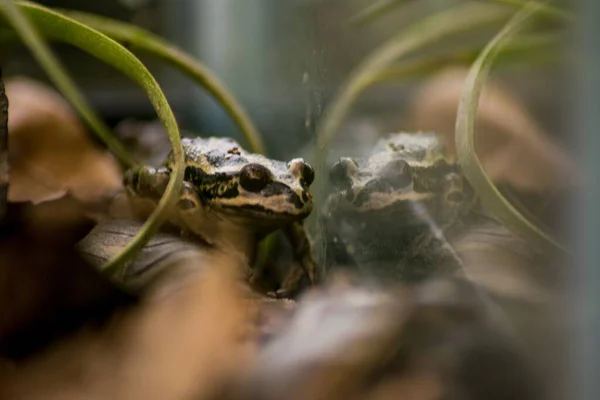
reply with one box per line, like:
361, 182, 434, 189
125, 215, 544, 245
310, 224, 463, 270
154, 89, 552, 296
287, 159, 314, 187
329, 158, 357, 189
301, 163, 315, 187
240, 163, 271, 192
382, 159, 412, 188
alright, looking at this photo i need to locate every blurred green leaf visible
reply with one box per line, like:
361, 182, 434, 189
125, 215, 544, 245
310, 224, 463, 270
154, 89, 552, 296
455, 1, 568, 253
349, 0, 413, 26
476, 0, 574, 21
352, 0, 572, 26
366, 31, 562, 86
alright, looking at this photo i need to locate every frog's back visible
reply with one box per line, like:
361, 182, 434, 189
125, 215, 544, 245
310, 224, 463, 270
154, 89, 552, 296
181, 136, 242, 164
164, 136, 287, 174
372, 132, 450, 164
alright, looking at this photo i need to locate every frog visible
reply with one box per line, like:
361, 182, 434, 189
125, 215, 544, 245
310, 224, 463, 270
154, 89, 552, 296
122, 136, 317, 298
319, 131, 477, 283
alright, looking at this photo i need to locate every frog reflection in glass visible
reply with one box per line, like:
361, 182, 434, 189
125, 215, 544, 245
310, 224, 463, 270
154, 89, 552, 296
321, 132, 476, 282
124, 136, 316, 297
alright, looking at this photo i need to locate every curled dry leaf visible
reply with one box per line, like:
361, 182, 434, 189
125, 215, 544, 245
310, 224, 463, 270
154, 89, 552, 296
408, 66, 576, 193
0, 250, 257, 400
5, 76, 123, 205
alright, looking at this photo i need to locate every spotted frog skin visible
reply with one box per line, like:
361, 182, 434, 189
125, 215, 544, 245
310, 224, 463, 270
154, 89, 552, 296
320, 131, 476, 282
123, 136, 316, 297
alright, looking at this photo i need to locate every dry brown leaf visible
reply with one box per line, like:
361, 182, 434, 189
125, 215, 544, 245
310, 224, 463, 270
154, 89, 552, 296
408, 66, 576, 192
5, 76, 123, 204
0, 251, 257, 400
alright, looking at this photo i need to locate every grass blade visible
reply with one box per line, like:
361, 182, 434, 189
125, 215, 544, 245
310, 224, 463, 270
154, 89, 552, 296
364, 31, 561, 86
351, 0, 572, 26
51, 7, 265, 154
349, 0, 412, 27
0, 1, 136, 167
455, 1, 568, 253
476, 0, 574, 21
1, 1, 186, 274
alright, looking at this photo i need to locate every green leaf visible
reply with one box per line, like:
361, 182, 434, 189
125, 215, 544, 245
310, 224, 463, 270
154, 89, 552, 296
351, 0, 572, 26
349, 0, 413, 27
0, 0, 136, 167
52, 6, 266, 155
1, 0, 186, 275
365, 31, 562, 86
474, 0, 574, 22
455, 1, 568, 253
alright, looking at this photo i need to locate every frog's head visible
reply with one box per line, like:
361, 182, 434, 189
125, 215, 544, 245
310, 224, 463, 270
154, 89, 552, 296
326, 132, 471, 225
125, 137, 314, 228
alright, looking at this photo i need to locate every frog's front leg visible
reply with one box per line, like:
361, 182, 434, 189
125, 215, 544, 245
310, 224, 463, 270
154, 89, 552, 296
271, 221, 316, 298
398, 228, 464, 282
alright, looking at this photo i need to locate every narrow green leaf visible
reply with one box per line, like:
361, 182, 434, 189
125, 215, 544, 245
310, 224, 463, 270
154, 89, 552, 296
349, 0, 412, 27
351, 0, 572, 26
475, 0, 574, 22
0, 0, 136, 167
365, 31, 561, 86
51, 6, 266, 155
455, 1, 568, 253
1, 1, 185, 275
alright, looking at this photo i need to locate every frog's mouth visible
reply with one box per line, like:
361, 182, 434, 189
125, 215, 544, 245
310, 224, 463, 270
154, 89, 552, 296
220, 203, 312, 220
328, 188, 439, 227
214, 182, 313, 221
331, 186, 433, 211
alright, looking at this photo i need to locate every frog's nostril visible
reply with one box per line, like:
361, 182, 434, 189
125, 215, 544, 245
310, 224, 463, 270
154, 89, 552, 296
302, 191, 312, 203
178, 198, 197, 210
366, 179, 393, 193
123, 168, 139, 190
345, 189, 354, 202
330, 159, 355, 189
288, 158, 315, 187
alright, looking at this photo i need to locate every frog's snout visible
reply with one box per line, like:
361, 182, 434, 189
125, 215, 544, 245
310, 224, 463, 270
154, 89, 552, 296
303, 191, 313, 202
287, 158, 315, 188
123, 167, 140, 192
